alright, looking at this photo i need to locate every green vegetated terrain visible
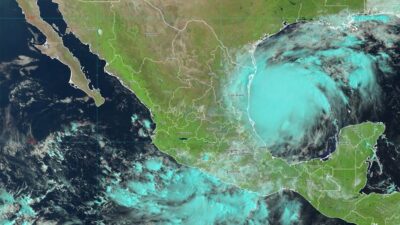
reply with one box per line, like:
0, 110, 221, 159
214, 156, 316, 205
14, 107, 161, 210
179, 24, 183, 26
294, 123, 400, 225
36, 0, 400, 224
52, 0, 365, 166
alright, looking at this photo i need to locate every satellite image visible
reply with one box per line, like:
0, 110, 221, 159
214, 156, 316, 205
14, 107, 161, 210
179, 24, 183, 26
1, 0, 400, 224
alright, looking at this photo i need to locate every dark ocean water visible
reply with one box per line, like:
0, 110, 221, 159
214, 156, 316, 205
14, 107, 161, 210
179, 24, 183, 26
0, 0, 372, 224
227, 13, 400, 193
0, 0, 155, 223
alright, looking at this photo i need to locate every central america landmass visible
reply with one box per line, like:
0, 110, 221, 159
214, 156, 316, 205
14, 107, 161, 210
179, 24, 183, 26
16, 0, 400, 224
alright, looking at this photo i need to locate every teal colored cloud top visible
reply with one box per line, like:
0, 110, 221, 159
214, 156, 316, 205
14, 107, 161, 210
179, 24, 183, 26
225, 13, 398, 161
106, 157, 272, 225
0, 189, 35, 225
103, 156, 351, 224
